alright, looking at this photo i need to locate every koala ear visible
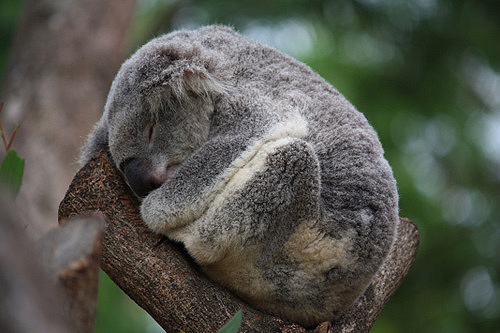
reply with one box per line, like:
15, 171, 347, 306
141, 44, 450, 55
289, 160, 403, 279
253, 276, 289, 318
142, 45, 227, 110
79, 116, 109, 166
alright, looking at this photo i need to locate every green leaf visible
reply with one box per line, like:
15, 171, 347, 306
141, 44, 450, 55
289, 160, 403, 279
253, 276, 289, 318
0, 149, 25, 196
218, 310, 242, 333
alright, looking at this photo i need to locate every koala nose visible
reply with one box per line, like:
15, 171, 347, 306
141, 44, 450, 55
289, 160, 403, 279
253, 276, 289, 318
122, 158, 165, 198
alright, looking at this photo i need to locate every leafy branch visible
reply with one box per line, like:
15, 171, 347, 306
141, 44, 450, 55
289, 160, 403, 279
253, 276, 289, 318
0, 102, 25, 196
0, 102, 20, 152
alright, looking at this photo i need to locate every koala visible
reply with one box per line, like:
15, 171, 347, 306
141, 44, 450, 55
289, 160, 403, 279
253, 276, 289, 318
80, 25, 399, 327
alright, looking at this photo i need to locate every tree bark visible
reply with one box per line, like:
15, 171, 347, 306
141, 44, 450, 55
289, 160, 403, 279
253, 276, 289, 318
0, 0, 136, 238
59, 151, 419, 333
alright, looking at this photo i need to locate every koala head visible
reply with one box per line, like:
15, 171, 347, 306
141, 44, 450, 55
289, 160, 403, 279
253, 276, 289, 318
81, 35, 225, 198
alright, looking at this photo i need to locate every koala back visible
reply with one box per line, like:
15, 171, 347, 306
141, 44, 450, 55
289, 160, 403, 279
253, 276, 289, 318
175, 24, 399, 288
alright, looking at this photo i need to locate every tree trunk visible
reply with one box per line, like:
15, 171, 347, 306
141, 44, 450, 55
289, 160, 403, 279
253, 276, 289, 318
0, 0, 136, 238
59, 151, 420, 333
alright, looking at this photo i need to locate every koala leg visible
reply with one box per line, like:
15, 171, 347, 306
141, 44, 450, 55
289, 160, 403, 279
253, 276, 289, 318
177, 138, 367, 326
165, 139, 327, 309
179, 137, 321, 261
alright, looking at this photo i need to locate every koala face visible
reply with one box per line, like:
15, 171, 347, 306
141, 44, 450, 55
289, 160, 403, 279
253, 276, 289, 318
102, 52, 215, 198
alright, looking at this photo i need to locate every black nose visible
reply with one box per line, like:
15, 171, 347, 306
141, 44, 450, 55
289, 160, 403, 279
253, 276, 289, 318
121, 158, 162, 198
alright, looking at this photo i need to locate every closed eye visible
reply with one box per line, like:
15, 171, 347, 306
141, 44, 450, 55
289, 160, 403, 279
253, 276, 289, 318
148, 124, 155, 143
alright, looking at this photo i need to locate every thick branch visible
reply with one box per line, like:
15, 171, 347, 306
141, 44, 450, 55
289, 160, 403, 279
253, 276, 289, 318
58, 151, 419, 332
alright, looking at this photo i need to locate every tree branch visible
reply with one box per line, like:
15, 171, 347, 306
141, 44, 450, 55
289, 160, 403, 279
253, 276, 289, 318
0, 193, 103, 333
38, 215, 104, 333
58, 151, 419, 332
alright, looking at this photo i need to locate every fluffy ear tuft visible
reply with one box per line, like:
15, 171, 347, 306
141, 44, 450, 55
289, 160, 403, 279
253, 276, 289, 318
171, 66, 227, 100
141, 44, 228, 111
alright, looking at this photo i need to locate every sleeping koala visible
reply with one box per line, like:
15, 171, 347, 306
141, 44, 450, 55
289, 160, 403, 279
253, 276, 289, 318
80, 25, 399, 327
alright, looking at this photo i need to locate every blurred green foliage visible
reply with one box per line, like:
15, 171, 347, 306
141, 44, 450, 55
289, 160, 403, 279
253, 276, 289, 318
0, 0, 23, 80
2, 0, 499, 332
0, 102, 24, 196
0, 149, 24, 196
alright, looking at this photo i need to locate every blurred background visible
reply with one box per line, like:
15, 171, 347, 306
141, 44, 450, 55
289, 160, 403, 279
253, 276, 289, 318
1, 0, 499, 332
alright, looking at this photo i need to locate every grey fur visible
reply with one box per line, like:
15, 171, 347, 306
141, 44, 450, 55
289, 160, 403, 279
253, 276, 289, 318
80, 25, 399, 327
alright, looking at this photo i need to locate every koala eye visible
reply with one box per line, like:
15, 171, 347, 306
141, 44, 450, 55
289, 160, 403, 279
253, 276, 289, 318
147, 124, 156, 143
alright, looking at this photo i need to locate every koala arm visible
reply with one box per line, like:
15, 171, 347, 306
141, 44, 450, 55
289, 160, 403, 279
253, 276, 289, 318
141, 133, 250, 234
141, 110, 311, 235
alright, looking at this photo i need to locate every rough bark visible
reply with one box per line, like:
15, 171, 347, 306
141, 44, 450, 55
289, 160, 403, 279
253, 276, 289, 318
38, 214, 104, 333
0, 0, 136, 238
59, 151, 419, 333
